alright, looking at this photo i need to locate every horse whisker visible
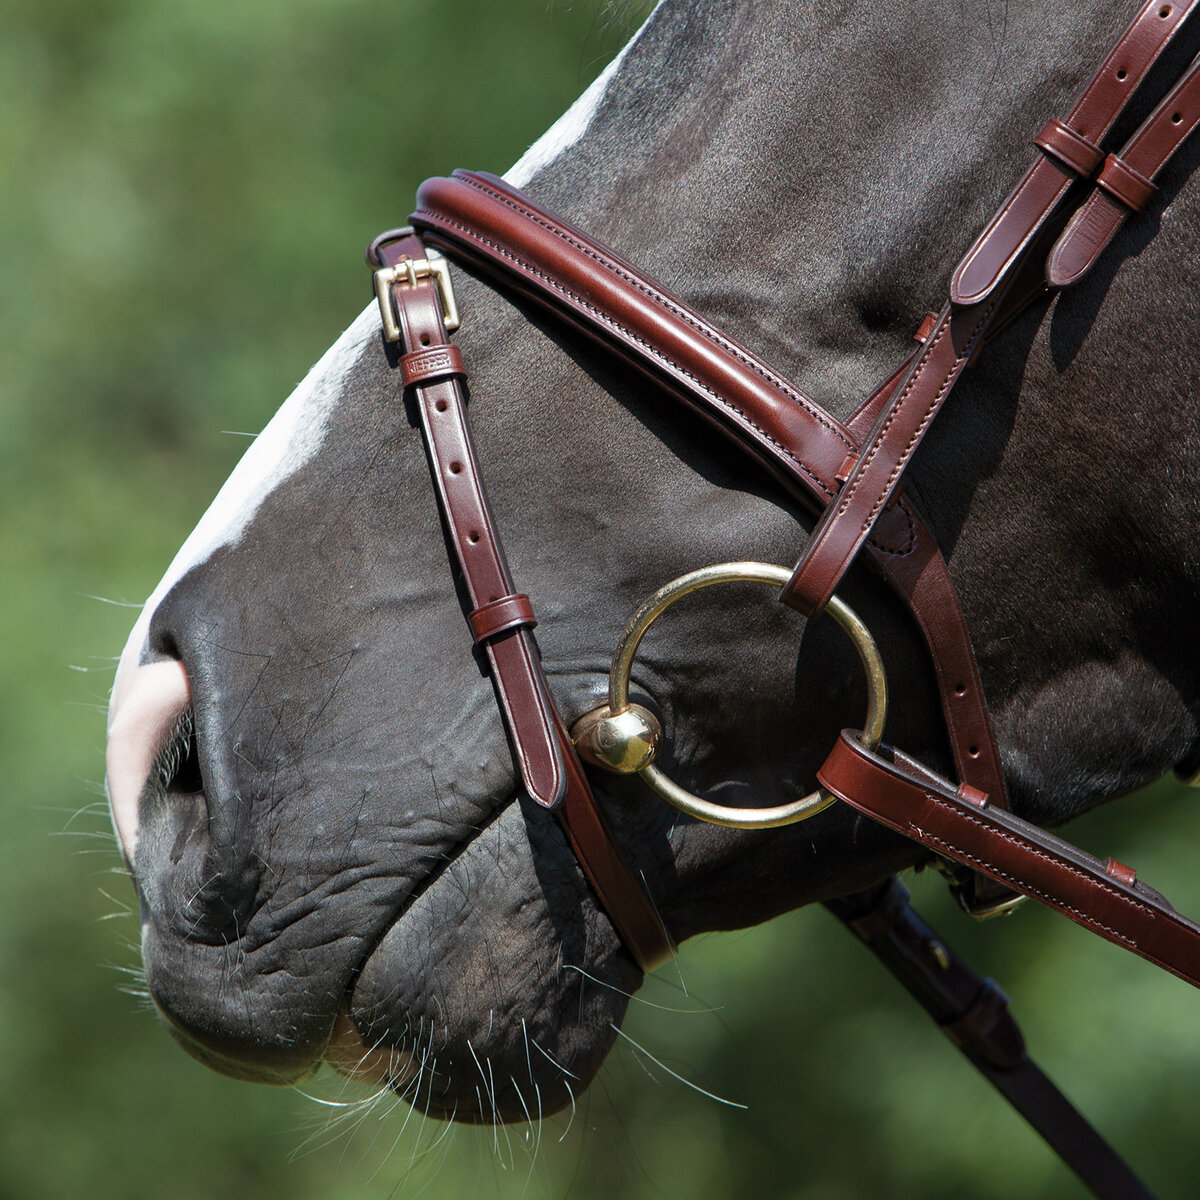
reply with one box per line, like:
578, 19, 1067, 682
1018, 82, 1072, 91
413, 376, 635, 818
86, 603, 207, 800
561, 962, 723, 1012
608, 1022, 748, 1110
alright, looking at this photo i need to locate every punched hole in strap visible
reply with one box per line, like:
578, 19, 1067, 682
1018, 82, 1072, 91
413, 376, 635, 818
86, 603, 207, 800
468, 592, 537, 644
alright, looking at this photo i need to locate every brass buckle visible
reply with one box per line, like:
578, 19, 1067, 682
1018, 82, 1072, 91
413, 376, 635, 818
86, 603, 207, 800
374, 250, 460, 341
965, 890, 1029, 919
955, 881, 1028, 920
934, 860, 1028, 920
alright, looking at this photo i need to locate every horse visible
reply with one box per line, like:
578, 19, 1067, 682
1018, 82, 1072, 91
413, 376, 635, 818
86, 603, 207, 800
106, 0, 1200, 1159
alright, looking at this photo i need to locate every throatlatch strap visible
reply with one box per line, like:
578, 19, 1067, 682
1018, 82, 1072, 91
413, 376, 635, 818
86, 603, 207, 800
369, 230, 672, 972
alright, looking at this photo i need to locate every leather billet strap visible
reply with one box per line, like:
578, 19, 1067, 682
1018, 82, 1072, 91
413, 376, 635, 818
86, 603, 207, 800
781, 296, 996, 619
782, 0, 1200, 620
368, 230, 673, 971
1049, 49, 1200, 286
410, 171, 1008, 817
825, 879, 1155, 1200
371, 231, 566, 813
818, 731, 1200, 990
951, 0, 1200, 306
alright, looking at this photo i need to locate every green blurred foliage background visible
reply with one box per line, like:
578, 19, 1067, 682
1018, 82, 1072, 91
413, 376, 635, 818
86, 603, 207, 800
4, 1, 1198, 1197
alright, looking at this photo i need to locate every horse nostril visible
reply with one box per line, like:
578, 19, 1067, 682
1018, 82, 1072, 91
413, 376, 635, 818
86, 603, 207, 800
154, 708, 204, 796
106, 657, 192, 863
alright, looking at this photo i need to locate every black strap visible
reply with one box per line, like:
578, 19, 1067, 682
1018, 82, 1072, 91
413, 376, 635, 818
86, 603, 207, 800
825, 878, 1155, 1200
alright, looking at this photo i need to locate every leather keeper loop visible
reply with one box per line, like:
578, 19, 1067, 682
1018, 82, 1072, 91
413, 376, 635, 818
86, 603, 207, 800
468, 593, 537, 644
1095, 153, 1158, 212
940, 979, 1026, 1068
365, 225, 416, 267
1034, 118, 1104, 177
400, 344, 466, 389
1105, 857, 1137, 886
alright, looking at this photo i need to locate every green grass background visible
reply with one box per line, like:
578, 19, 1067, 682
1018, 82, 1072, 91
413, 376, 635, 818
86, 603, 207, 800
4, 1, 1198, 1196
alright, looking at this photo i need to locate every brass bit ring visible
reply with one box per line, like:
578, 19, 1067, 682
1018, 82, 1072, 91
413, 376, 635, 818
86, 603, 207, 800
571, 562, 888, 829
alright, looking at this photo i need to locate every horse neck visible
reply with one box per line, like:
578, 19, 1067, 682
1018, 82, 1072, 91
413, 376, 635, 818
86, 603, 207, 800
518, 0, 1200, 828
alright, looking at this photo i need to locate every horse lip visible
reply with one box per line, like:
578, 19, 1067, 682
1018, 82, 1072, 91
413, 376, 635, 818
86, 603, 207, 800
150, 992, 319, 1086
106, 658, 191, 862
322, 1006, 417, 1089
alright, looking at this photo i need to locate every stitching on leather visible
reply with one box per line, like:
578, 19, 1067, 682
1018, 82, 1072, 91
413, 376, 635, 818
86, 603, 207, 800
837, 305, 992, 535
870, 495, 917, 556
918, 829, 1137, 947
418, 199, 920, 558
457, 176, 856, 453
821, 298, 992, 554
922, 793, 1153, 918
831, 321, 954, 520
413, 209, 837, 500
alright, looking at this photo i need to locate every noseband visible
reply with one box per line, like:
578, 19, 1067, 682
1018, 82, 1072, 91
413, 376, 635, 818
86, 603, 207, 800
366, 5, 1200, 1195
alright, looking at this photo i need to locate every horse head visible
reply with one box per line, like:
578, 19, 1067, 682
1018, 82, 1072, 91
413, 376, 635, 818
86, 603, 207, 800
105, 0, 1200, 1127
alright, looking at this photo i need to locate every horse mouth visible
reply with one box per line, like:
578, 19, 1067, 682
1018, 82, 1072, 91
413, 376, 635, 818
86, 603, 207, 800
130, 699, 505, 1101
322, 1008, 418, 1090
115, 662, 624, 1120
152, 989, 411, 1090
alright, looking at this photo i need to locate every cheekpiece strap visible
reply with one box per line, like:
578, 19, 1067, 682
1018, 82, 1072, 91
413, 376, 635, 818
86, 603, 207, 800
367, 229, 673, 973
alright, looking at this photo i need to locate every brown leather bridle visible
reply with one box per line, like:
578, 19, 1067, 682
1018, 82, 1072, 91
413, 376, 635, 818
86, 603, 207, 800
365, 4, 1200, 1196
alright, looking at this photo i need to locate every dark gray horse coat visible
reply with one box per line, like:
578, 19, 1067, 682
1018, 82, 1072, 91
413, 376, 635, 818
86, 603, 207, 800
106, 0, 1200, 1122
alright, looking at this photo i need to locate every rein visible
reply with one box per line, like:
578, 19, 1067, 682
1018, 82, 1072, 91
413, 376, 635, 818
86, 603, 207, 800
366, 3, 1200, 1195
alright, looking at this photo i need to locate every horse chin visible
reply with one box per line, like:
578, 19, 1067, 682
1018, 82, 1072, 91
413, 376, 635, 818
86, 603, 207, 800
339, 801, 639, 1123
149, 989, 323, 1087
